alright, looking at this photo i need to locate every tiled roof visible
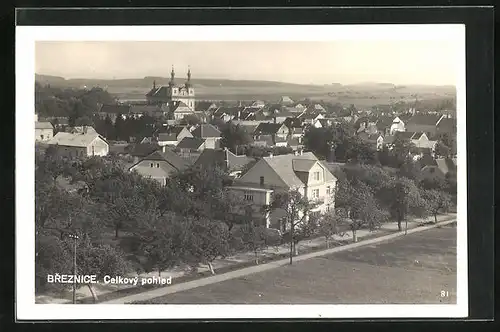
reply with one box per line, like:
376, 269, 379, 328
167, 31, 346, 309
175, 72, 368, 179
254, 135, 274, 146
191, 124, 221, 138
195, 102, 217, 112
436, 117, 456, 133
172, 101, 193, 113
257, 152, 336, 188
99, 104, 131, 114
158, 133, 178, 142
406, 114, 443, 126
287, 137, 301, 147
375, 116, 394, 130
195, 148, 255, 172
284, 117, 303, 128
126, 143, 160, 157
292, 159, 317, 172
279, 96, 294, 104
395, 131, 416, 140
35, 121, 53, 129
254, 123, 283, 135
177, 137, 205, 149
48, 132, 103, 148
133, 148, 188, 171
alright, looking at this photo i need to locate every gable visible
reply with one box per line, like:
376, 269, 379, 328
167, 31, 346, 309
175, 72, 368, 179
236, 159, 288, 188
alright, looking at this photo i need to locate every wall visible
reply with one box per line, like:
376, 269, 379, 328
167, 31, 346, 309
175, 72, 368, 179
130, 159, 178, 185
35, 128, 53, 142
54, 145, 87, 159
87, 137, 109, 156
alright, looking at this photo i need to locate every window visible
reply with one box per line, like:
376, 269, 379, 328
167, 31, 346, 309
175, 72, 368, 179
150, 163, 154, 167
40, 134, 44, 140
312, 189, 320, 199
244, 193, 254, 201
326, 186, 331, 195
313, 172, 320, 181
92, 145, 95, 156
156, 163, 160, 168
260, 176, 265, 186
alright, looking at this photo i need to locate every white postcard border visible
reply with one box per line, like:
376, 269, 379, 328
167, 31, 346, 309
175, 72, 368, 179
16, 24, 467, 320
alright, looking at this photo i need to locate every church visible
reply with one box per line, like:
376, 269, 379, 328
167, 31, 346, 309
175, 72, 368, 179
145, 66, 196, 117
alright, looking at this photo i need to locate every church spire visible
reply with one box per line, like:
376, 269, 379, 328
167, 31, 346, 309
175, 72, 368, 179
170, 65, 175, 85
187, 65, 191, 82
153, 80, 156, 89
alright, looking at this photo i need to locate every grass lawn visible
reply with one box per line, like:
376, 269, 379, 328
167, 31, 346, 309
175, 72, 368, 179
140, 225, 457, 304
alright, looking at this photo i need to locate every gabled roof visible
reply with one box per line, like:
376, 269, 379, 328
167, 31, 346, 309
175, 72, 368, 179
195, 101, 217, 112
284, 117, 303, 128
48, 132, 104, 148
406, 114, 443, 126
395, 131, 416, 140
195, 148, 255, 172
132, 148, 188, 171
254, 123, 283, 135
191, 124, 221, 138
35, 121, 53, 129
99, 104, 131, 114
292, 159, 317, 172
125, 143, 160, 157
177, 137, 205, 149
375, 116, 394, 130
287, 137, 302, 147
158, 133, 178, 142
254, 135, 274, 146
279, 96, 294, 104
436, 117, 456, 133
172, 101, 193, 113
257, 152, 336, 188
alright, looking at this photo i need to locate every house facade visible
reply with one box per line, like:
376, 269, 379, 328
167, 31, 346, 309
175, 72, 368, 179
228, 152, 337, 230
35, 121, 54, 142
157, 126, 193, 146
191, 124, 222, 149
129, 147, 188, 186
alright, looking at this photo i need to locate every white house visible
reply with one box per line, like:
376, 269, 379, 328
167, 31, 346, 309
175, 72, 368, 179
47, 132, 109, 158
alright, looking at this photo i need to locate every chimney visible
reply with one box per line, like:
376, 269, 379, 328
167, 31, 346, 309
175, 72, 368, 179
269, 152, 273, 158
300, 149, 303, 155
294, 150, 299, 156
162, 145, 166, 153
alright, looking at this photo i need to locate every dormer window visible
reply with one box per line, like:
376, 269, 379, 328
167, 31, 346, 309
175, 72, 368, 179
313, 172, 320, 181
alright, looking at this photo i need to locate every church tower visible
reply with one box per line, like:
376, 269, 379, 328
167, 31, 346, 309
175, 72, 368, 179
145, 65, 195, 112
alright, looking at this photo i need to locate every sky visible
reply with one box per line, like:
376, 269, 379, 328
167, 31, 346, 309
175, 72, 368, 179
35, 40, 460, 86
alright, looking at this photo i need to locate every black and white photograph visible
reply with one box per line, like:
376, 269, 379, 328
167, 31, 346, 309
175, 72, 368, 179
16, 23, 467, 320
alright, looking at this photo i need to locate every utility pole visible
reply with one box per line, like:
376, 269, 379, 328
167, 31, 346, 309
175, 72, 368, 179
68, 233, 79, 304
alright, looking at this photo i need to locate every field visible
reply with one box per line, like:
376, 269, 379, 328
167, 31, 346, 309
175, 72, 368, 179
36, 74, 456, 107
142, 225, 457, 304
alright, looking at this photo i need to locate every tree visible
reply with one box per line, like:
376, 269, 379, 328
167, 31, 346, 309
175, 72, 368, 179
346, 182, 386, 242
184, 217, 234, 275
220, 123, 253, 154
233, 210, 269, 264
269, 190, 317, 264
388, 177, 427, 233
316, 212, 345, 248
422, 189, 452, 223
391, 136, 415, 167
72, 234, 130, 302
137, 211, 192, 277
